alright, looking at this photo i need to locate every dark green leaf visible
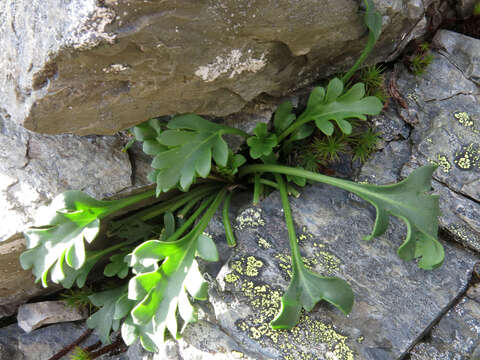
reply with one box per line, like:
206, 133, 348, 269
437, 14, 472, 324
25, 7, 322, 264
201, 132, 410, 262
148, 114, 233, 193
104, 253, 130, 279
247, 123, 278, 159
133, 119, 162, 141
274, 102, 296, 134
271, 266, 353, 329
290, 123, 314, 141
299, 79, 382, 137
357, 165, 443, 269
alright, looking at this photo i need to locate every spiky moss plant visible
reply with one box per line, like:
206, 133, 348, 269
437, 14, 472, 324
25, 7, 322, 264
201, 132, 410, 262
408, 42, 434, 76
20, 0, 444, 353
358, 64, 389, 103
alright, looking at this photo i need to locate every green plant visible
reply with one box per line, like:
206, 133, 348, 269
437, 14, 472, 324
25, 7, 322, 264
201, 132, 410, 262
70, 347, 91, 360
20, 0, 444, 353
474, 2, 480, 16
311, 134, 349, 163
359, 64, 389, 103
352, 127, 381, 162
408, 42, 434, 76
61, 287, 96, 313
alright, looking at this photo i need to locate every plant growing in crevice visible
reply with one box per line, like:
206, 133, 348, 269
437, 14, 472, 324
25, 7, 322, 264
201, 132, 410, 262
20, 0, 444, 353
407, 42, 434, 76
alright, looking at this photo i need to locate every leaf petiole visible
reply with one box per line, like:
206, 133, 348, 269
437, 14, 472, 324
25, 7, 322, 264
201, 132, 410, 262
222, 191, 236, 247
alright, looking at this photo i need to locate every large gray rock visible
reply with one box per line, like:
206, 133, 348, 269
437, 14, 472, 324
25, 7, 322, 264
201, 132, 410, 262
365, 30, 480, 252
1, 0, 449, 135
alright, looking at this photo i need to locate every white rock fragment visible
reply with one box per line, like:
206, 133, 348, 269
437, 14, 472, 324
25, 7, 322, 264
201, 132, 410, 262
17, 301, 88, 333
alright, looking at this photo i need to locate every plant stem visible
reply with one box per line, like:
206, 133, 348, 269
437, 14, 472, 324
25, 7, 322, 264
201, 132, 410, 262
167, 196, 215, 242
116, 184, 219, 224
274, 174, 302, 268
222, 191, 236, 247
191, 188, 228, 239
259, 179, 279, 190
277, 113, 309, 143
222, 127, 249, 138
47, 329, 93, 360
253, 173, 262, 205
105, 189, 156, 216
240, 164, 370, 199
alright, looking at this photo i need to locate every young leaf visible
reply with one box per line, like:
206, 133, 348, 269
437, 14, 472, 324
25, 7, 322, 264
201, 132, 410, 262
20, 190, 152, 287
274, 101, 296, 134
247, 123, 278, 159
104, 253, 130, 279
271, 267, 354, 329
86, 285, 133, 344
148, 114, 236, 194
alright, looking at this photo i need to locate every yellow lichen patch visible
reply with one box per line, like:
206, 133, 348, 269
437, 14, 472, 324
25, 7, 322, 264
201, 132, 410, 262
225, 272, 240, 284
449, 224, 470, 243
257, 237, 272, 249
407, 93, 419, 102
235, 278, 355, 360
275, 253, 293, 278
274, 245, 340, 278
454, 112, 474, 127
454, 143, 479, 170
236, 208, 265, 230
317, 250, 341, 276
436, 154, 451, 173
230, 256, 264, 277
245, 256, 264, 276
298, 227, 314, 244
357, 336, 364, 344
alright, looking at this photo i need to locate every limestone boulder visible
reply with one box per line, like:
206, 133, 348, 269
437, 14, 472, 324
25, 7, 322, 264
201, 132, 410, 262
1, 0, 449, 135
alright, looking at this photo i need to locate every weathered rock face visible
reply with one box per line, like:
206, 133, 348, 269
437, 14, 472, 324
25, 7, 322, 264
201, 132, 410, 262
0, 113, 134, 243
0, 112, 149, 317
1, 0, 449, 135
409, 296, 480, 359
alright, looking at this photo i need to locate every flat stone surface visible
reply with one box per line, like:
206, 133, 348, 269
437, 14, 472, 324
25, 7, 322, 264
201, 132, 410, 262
0, 0, 447, 134
409, 296, 480, 359
154, 184, 477, 360
17, 301, 88, 333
